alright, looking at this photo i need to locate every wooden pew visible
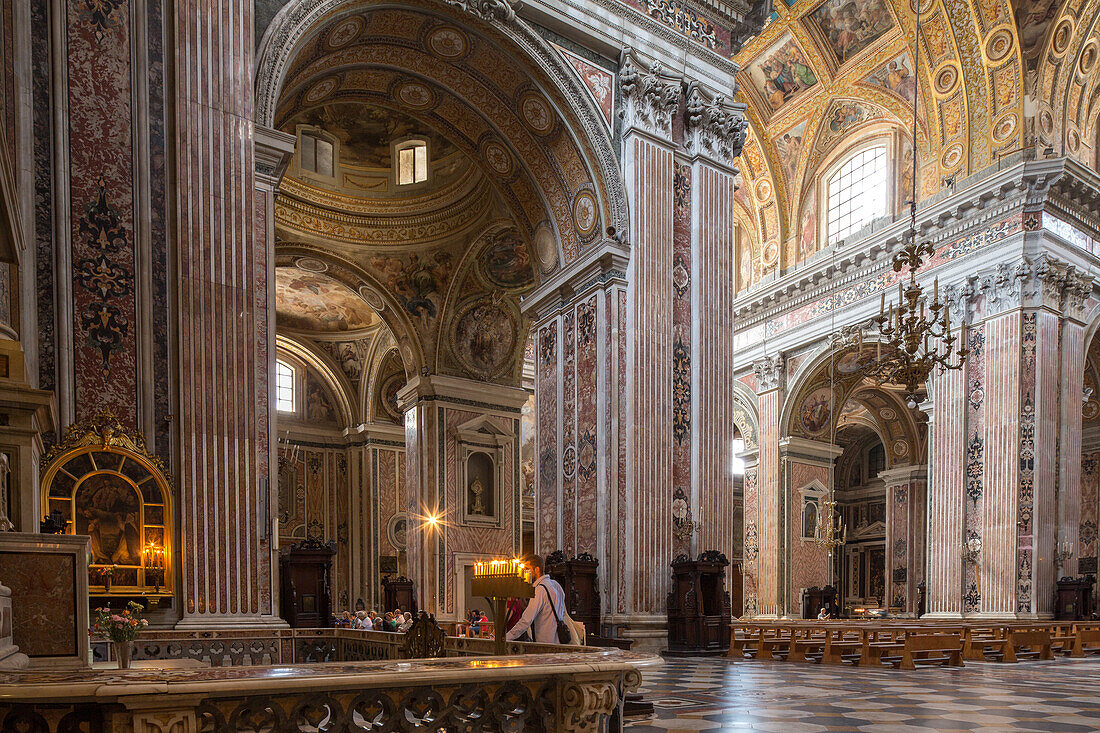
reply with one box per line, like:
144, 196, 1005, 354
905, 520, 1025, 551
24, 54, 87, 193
889, 633, 964, 670
1068, 628, 1100, 658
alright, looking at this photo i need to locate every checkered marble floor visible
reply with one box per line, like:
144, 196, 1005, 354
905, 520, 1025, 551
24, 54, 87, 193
625, 656, 1100, 731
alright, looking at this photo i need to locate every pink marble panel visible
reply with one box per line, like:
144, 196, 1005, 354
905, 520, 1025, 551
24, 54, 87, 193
0, 552, 76, 657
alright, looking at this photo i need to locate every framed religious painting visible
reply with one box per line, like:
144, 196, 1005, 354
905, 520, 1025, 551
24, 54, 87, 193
40, 411, 173, 603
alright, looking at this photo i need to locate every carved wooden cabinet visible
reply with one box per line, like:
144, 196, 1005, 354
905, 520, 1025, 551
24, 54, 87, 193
666, 551, 732, 654
382, 574, 418, 614
279, 538, 336, 628
546, 551, 600, 639
1055, 576, 1095, 620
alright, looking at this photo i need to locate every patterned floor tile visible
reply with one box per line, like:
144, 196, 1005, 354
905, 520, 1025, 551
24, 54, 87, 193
624, 656, 1100, 732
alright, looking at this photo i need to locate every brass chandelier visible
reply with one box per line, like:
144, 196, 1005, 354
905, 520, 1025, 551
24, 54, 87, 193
857, 0, 968, 408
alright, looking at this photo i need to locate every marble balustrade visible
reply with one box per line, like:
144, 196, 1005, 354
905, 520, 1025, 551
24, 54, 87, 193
0, 647, 651, 733
89, 627, 595, 667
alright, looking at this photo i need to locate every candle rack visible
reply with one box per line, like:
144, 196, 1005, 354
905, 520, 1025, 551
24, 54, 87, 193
470, 560, 535, 655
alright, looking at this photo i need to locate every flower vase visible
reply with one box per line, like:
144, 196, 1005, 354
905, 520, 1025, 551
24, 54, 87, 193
114, 640, 131, 669
104, 576, 112, 592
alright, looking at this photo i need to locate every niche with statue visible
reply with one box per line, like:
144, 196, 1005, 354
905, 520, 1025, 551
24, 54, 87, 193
455, 416, 511, 528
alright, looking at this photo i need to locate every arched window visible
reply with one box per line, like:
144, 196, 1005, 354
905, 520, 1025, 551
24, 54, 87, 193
276, 359, 296, 413
824, 145, 889, 246
394, 139, 429, 185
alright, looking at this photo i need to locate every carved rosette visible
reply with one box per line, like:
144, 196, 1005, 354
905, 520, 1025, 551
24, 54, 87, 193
683, 82, 748, 169
753, 354, 785, 393
618, 48, 682, 140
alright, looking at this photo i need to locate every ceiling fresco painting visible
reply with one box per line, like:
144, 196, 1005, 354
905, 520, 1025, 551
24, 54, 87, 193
719, 0, 1075, 286
275, 268, 380, 333
746, 33, 819, 112
809, 0, 897, 66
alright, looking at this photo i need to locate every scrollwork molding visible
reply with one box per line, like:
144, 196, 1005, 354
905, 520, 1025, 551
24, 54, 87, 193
945, 253, 1094, 320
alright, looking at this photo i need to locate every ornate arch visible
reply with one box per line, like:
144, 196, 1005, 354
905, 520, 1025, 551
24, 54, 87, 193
275, 242, 427, 377
277, 334, 359, 427
255, 0, 627, 270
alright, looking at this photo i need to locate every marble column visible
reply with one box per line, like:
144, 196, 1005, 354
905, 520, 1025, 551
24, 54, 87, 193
398, 375, 528, 620
683, 82, 747, 566
780, 437, 842, 616
879, 466, 928, 616
618, 48, 680, 630
752, 355, 784, 617
525, 248, 628, 620
1058, 312, 1086, 578
173, 0, 292, 626
740, 447, 760, 616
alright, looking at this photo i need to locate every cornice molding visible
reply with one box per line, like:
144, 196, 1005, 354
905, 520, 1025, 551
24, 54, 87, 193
521, 236, 630, 320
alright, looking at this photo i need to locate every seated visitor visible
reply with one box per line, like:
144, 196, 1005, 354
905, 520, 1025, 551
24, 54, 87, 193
397, 611, 413, 633
355, 610, 368, 628
506, 554, 579, 645
817, 607, 829, 620
383, 612, 398, 632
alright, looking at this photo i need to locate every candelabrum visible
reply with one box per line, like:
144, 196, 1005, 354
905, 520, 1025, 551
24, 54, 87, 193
471, 559, 536, 655
672, 505, 700, 543
1056, 540, 1075, 572
862, 233, 969, 408
814, 498, 846, 551
142, 541, 166, 596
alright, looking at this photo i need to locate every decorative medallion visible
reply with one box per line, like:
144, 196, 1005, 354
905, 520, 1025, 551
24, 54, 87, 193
304, 78, 338, 104
395, 81, 435, 110
401, 343, 414, 366
892, 440, 909, 457
984, 28, 1013, 63
386, 513, 408, 549
380, 372, 405, 420
799, 386, 832, 436
477, 229, 535, 290
909, 0, 934, 13
359, 286, 385, 311
940, 142, 963, 170
992, 113, 1017, 143
295, 257, 328, 273
1068, 129, 1080, 153
1079, 41, 1098, 76
879, 407, 896, 421
533, 223, 558, 272
763, 240, 778, 265
519, 93, 554, 135
1084, 400, 1100, 421
754, 179, 772, 202
326, 17, 363, 49
481, 140, 513, 177
1052, 18, 1074, 56
1039, 108, 1054, 136
933, 63, 959, 95
572, 190, 598, 238
562, 444, 577, 479
451, 298, 517, 379
427, 26, 468, 59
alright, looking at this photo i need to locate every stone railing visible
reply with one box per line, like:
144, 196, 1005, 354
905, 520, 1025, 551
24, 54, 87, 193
91, 627, 591, 666
0, 648, 651, 732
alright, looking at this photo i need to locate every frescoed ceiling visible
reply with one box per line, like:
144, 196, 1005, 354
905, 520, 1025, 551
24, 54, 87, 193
726, 0, 1043, 282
